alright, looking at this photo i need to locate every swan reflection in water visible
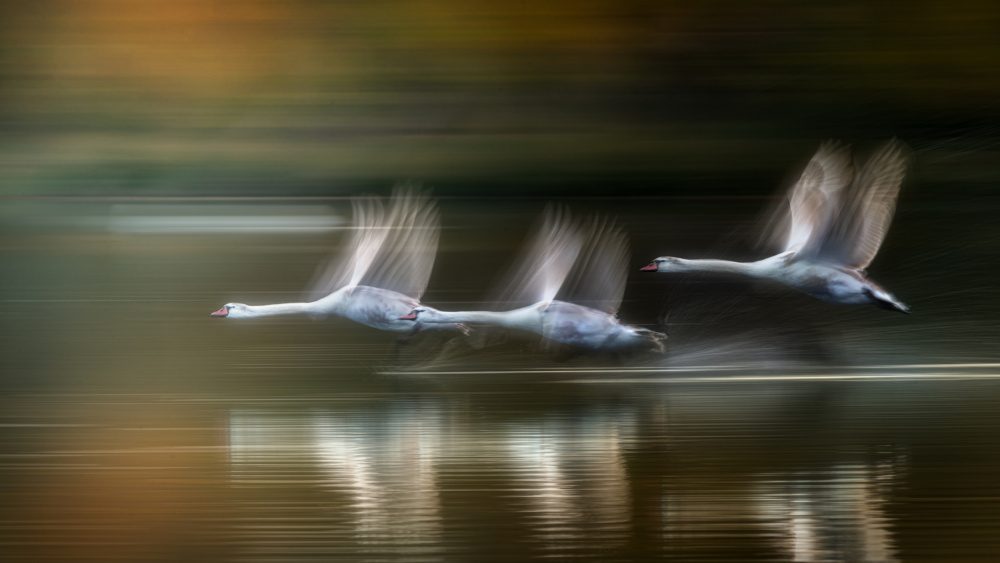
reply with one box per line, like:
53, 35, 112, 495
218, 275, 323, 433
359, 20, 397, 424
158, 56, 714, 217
226, 401, 638, 557
660, 453, 904, 562
227, 399, 905, 560
753, 455, 905, 562
502, 411, 635, 549
228, 403, 446, 558
312, 408, 444, 550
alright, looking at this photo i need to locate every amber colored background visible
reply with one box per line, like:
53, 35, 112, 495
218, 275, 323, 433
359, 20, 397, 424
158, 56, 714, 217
0, 0, 998, 196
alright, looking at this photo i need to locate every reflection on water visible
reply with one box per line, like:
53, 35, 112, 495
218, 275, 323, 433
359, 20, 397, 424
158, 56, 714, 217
220, 391, 915, 562
2, 199, 1000, 561
659, 458, 903, 562
756, 459, 902, 562
502, 411, 634, 550
313, 408, 443, 552
227, 401, 637, 560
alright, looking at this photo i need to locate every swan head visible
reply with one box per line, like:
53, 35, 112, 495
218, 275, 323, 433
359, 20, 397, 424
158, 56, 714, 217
641, 257, 691, 273
211, 303, 252, 319
399, 307, 446, 323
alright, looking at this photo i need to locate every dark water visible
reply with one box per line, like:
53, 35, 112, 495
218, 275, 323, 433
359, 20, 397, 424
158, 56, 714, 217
2, 198, 999, 561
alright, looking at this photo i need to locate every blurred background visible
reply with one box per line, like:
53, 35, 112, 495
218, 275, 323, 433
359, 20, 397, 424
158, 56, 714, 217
2, 1, 1000, 561
0, 0, 998, 196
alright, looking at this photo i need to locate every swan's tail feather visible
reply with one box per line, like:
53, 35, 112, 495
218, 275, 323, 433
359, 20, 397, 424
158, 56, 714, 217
865, 288, 910, 314
876, 298, 910, 314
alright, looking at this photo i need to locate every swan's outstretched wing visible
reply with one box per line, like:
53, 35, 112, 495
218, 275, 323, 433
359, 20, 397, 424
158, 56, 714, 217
555, 216, 629, 315
307, 196, 387, 300
494, 204, 583, 308
766, 142, 854, 256
356, 186, 441, 300
821, 139, 907, 270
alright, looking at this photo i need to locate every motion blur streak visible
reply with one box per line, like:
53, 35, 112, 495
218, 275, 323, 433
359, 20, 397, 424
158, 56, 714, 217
2, 2, 999, 195
2, 0, 1000, 560
386, 363, 1000, 373
564, 373, 1000, 383
107, 205, 344, 234
2, 196, 998, 561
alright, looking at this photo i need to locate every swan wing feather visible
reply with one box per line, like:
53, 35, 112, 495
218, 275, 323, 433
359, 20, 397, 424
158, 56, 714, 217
820, 139, 907, 270
495, 204, 583, 308
356, 185, 441, 299
555, 216, 629, 315
769, 141, 854, 257
307, 196, 387, 300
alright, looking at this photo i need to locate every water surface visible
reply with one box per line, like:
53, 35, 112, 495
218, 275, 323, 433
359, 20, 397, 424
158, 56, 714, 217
1, 198, 998, 561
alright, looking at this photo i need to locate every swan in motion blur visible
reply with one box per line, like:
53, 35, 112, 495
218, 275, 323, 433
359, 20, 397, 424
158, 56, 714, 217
642, 140, 910, 313
401, 207, 666, 352
211, 187, 465, 334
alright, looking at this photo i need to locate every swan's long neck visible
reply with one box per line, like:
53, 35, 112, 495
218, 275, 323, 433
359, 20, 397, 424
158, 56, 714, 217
676, 258, 764, 277
250, 287, 352, 317
244, 302, 318, 317
424, 305, 540, 331
428, 310, 517, 327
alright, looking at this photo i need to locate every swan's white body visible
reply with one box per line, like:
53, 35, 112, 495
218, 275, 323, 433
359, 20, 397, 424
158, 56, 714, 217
212, 189, 466, 334
402, 207, 666, 353
405, 300, 664, 352
643, 140, 910, 313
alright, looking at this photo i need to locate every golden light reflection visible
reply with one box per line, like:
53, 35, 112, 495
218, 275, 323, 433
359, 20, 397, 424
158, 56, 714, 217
755, 459, 905, 562
504, 413, 633, 546
312, 409, 443, 547
228, 405, 445, 556
226, 403, 639, 555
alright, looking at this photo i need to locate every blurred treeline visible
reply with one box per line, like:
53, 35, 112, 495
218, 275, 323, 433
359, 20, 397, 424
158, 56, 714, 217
0, 0, 998, 196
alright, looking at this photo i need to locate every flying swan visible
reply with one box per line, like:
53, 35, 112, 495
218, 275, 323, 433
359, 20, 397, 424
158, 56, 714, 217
642, 140, 910, 313
211, 188, 466, 334
401, 206, 666, 352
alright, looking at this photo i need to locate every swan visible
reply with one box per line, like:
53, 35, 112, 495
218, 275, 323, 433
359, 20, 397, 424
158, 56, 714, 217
641, 140, 910, 312
401, 207, 666, 352
211, 187, 466, 334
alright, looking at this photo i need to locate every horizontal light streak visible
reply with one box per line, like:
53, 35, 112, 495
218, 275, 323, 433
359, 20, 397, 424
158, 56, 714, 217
107, 215, 344, 233
564, 373, 1000, 383
382, 363, 1000, 377
380, 366, 742, 376
381, 364, 1000, 383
